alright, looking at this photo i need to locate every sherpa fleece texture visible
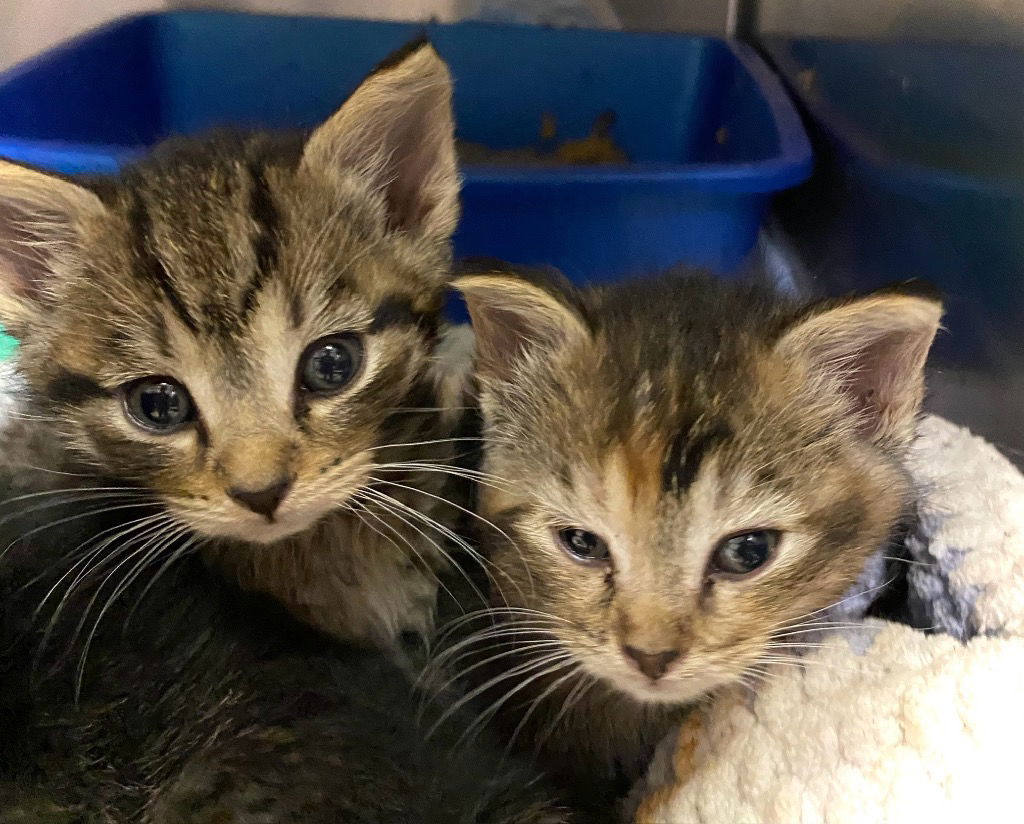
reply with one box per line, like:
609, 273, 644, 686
634, 415, 1024, 824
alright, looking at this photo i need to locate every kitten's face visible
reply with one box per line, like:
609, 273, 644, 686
0, 43, 460, 546
460, 271, 940, 705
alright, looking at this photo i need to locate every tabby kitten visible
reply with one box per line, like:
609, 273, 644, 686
0, 40, 469, 648
0, 43, 571, 823
449, 264, 941, 807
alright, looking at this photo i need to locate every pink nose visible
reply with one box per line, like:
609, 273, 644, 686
622, 645, 680, 680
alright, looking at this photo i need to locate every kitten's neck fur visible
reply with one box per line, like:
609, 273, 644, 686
203, 450, 452, 646
457, 638, 682, 821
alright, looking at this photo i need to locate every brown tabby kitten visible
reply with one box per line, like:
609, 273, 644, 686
448, 264, 941, 809
0, 40, 469, 648
0, 43, 572, 824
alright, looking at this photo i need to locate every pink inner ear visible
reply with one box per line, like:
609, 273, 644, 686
379, 98, 453, 237
470, 304, 539, 382
0, 201, 54, 299
386, 151, 434, 234
828, 328, 928, 440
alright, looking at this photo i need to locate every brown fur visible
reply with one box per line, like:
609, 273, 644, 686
0, 43, 470, 647
451, 266, 941, 800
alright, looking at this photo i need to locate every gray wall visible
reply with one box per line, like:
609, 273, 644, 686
606, 0, 1024, 41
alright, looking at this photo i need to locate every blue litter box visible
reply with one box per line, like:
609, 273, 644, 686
0, 11, 811, 284
766, 39, 1024, 368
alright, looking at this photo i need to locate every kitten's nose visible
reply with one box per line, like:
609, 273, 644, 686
229, 478, 292, 519
622, 645, 680, 680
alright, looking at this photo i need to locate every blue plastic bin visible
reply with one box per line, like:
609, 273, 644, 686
766, 40, 1024, 368
0, 11, 810, 284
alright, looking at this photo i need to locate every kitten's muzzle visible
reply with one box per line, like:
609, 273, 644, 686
228, 477, 292, 519
622, 645, 681, 681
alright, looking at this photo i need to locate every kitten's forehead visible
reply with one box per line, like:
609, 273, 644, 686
106, 141, 315, 340
67, 135, 440, 374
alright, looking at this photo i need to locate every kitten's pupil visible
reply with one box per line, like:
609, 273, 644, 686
711, 530, 779, 575
141, 385, 181, 424
558, 528, 610, 563
301, 335, 363, 393
125, 379, 192, 432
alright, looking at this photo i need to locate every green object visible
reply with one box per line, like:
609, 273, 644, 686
0, 326, 18, 360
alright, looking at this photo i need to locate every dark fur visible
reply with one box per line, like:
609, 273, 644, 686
0, 492, 568, 823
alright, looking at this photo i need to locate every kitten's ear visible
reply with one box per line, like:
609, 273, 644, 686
0, 159, 106, 336
775, 287, 943, 446
454, 266, 589, 383
302, 38, 459, 244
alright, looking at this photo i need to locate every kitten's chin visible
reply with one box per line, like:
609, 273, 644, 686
588, 661, 726, 707
176, 507, 327, 545
212, 514, 321, 545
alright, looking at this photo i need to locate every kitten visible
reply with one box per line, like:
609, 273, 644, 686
0, 43, 570, 823
448, 263, 941, 810
0, 40, 471, 649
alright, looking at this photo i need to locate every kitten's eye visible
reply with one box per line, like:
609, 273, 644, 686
710, 530, 780, 576
300, 335, 363, 394
124, 378, 193, 433
557, 528, 610, 564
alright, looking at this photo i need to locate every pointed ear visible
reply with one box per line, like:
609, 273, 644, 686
301, 39, 459, 244
454, 266, 589, 383
0, 159, 106, 337
775, 288, 943, 446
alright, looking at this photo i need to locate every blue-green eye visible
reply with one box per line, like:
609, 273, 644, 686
300, 335, 363, 394
124, 378, 193, 433
710, 530, 780, 576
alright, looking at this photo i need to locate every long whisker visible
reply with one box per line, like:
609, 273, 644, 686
367, 478, 534, 599
352, 488, 489, 609
2, 500, 155, 564
347, 495, 469, 614
427, 618, 569, 670
435, 606, 574, 635
535, 673, 597, 751
425, 650, 574, 742
32, 514, 170, 674
75, 519, 190, 699
357, 484, 525, 605
424, 637, 564, 700
365, 437, 485, 453
123, 531, 204, 629
772, 621, 872, 635
380, 406, 476, 414
372, 461, 516, 492
0, 485, 149, 510
60, 518, 174, 642
0, 463, 104, 478
32, 512, 167, 618
774, 578, 897, 630
503, 664, 582, 756
427, 622, 565, 670
0, 490, 152, 538
452, 654, 578, 751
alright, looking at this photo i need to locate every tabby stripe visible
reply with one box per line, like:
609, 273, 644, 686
662, 422, 732, 493
46, 371, 111, 406
369, 296, 431, 334
128, 190, 199, 333
242, 161, 279, 317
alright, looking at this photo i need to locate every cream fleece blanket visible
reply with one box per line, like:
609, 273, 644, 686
634, 415, 1024, 824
